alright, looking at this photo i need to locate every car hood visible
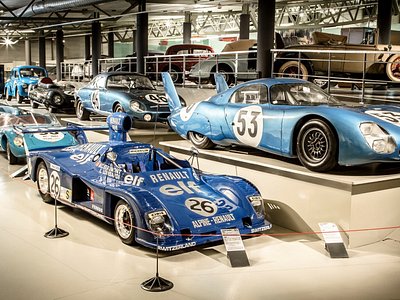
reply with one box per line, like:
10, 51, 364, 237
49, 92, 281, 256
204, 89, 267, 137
338, 104, 400, 126
125, 89, 169, 107
19, 77, 40, 85
132, 168, 253, 233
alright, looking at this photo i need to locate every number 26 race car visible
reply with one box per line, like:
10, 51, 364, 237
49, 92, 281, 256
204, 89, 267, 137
24, 112, 271, 251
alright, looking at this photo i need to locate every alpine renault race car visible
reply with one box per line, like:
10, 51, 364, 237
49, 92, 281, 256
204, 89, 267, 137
162, 72, 400, 172
25, 112, 271, 251
0, 105, 81, 164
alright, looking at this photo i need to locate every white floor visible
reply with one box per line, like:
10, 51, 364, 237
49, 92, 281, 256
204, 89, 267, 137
0, 155, 399, 300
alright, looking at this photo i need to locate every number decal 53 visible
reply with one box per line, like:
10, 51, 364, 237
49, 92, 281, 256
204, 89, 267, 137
233, 105, 263, 147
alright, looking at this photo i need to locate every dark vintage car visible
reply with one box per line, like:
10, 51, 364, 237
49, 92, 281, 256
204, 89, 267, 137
28, 77, 76, 112
75, 72, 184, 125
156, 44, 214, 83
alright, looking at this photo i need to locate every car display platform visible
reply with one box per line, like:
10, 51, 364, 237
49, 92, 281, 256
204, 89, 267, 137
161, 140, 400, 248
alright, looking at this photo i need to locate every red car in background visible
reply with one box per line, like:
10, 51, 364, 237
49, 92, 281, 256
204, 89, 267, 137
156, 44, 214, 83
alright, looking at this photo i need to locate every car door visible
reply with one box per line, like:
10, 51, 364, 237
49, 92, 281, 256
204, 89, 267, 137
223, 83, 284, 152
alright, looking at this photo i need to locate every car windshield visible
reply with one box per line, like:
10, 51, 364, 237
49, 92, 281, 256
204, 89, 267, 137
106, 74, 155, 90
270, 83, 342, 106
0, 112, 60, 127
19, 67, 46, 78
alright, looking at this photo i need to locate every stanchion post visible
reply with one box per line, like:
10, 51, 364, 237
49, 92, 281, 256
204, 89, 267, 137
44, 198, 69, 239
141, 235, 173, 292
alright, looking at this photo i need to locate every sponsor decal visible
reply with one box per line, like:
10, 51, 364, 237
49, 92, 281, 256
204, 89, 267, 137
33, 132, 64, 143
50, 163, 60, 171
158, 241, 196, 251
69, 144, 107, 164
148, 210, 167, 219
251, 224, 272, 233
129, 148, 150, 154
365, 110, 400, 126
159, 181, 201, 196
59, 187, 71, 202
98, 163, 123, 180
150, 170, 190, 183
123, 174, 144, 186
191, 213, 236, 229
91, 204, 103, 214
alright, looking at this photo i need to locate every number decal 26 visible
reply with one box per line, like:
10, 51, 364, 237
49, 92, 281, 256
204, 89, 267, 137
233, 105, 263, 147
185, 197, 218, 217
49, 171, 61, 199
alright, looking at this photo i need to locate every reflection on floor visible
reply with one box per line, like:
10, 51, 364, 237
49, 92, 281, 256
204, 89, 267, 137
0, 154, 399, 300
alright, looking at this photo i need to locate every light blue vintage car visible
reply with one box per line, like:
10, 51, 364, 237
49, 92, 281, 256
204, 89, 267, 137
163, 72, 400, 172
75, 72, 185, 126
4, 65, 48, 103
0, 105, 81, 164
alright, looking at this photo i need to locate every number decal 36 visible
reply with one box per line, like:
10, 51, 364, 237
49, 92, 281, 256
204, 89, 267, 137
233, 105, 263, 147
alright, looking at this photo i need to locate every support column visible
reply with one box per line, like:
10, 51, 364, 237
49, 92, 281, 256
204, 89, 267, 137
85, 35, 91, 60
91, 18, 101, 77
136, 0, 148, 74
239, 3, 250, 40
108, 31, 114, 58
55, 29, 64, 81
377, 0, 392, 44
257, 0, 275, 78
183, 12, 192, 44
39, 30, 46, 69
25, 39, 32, 65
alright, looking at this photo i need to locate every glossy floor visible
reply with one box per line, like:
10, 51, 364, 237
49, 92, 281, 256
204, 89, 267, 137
0, 155, 399, 300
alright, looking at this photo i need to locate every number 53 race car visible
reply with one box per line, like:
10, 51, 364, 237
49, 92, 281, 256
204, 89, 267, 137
25, 112, 271, 251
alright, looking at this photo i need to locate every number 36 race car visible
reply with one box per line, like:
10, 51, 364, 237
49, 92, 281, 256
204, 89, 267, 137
24, 112, 271, 251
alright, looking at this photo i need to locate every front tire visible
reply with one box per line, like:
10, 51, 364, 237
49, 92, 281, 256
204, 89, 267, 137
168, 66, 183, 83
36, 161, 55, 203
211, 65, 234, 85
113, 103, 124, 113
114, 200, 136, 245
76, 99, 90, 120
296, 119, 337, 172
188, 131, 215, 149
6, 141, 18, 165
31, 100, 39, 108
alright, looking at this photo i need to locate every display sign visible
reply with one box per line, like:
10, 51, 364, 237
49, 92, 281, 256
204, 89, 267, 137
221, 228, 250, 267
319, 222, 349, 258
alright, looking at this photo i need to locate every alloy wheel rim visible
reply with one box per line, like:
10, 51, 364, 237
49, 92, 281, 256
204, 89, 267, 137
115, 205, 132, 239
303, 128, 328, 162
38, 168, 49, 194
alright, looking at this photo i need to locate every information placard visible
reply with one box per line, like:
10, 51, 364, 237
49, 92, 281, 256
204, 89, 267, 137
318, 222, 349, 258
221, 228, 250, 267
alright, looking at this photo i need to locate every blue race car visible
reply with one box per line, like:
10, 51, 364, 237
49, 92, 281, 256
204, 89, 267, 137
162, 72, 400, 172
4, 65, 48, 103
75, 72, 185, 126
26, 112, 271, 251
0, 105, 81, 164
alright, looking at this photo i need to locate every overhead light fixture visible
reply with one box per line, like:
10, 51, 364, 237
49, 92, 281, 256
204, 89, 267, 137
217, 2, 222, 9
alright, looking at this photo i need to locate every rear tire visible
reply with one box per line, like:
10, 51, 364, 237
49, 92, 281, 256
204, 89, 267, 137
16, 91, 23, 103
188, 131, 215, 149
277, 60, 312, 81
114, 200, 136, 245
36, 161, 55, 204
211, 65, 234, 85
113, 103, 124, 113
386, 54, 400, 82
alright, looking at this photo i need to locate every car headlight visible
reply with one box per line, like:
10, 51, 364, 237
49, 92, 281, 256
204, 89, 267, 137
13, 135, 24, 147
146, 210, 172, 236
143, 114, 152, 122
248, 195, 265, 218
22, 83, 28, 88
53, 94, 63, 105
359, 122, 396, 154
130, 101, 144, 112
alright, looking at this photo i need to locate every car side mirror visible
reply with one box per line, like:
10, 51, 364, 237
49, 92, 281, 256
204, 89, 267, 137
106, 151, 117, 162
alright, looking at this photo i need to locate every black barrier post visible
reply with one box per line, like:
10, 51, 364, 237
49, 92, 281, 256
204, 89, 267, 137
44, 198, 69, 238
141, 235, 173, 292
